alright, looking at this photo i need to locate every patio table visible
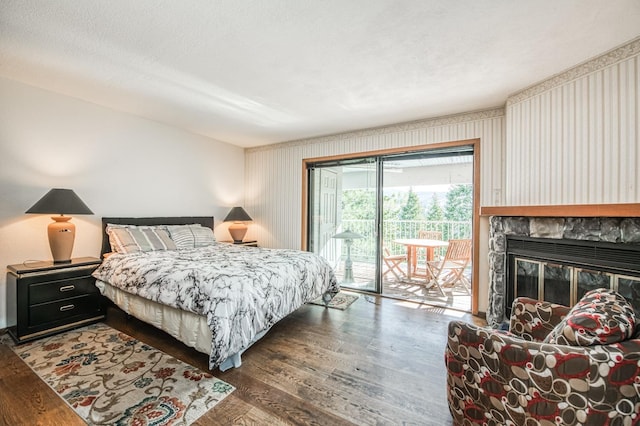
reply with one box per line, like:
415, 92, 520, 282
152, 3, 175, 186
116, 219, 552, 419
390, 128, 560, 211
393, 238, 449, 280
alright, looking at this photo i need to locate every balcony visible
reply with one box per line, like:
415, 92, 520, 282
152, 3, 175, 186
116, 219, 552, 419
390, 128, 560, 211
328, 219, 472, 311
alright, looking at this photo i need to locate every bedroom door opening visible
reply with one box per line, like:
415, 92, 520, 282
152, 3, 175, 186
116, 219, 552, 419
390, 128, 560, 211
306, 142, 476, 311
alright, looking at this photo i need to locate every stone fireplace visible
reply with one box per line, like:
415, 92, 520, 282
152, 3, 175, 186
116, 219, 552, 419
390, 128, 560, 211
487, 216, 640, 326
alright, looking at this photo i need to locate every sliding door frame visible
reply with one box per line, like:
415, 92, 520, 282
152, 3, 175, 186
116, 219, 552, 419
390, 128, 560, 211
302, 138, 481, 314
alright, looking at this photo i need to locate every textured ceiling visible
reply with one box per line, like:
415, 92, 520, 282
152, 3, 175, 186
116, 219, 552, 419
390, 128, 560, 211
1, 1, 639, 148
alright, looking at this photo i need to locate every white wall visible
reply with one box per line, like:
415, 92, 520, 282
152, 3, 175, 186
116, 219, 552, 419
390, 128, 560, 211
0, 78, 245, 328
245, 109, 506, 313
505, 37, 640, 205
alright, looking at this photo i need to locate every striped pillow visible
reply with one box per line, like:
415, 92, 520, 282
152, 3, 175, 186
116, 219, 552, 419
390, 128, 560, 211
106, 225, 177, 254
167, 224, 216, 249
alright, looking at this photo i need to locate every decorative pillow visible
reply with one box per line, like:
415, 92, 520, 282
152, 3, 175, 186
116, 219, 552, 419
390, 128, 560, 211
106, 225, 177, 254
543, 288, 636, 346
166, 224, 216, 249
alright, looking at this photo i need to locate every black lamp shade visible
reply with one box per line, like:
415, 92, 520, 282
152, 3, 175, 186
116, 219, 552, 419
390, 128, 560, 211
26, 188, 94, 215
224, 206, 252, 222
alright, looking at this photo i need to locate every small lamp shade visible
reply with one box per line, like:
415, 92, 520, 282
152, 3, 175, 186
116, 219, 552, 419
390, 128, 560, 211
26, 188, 93, 263
223, 206, 252, 243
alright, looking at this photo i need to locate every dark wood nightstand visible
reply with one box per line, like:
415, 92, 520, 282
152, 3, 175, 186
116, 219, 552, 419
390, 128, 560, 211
220, 240, 258, 247
6, 257, 104, 343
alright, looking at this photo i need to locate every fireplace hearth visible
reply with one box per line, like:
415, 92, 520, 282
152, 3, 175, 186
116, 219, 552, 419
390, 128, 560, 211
487, 216, 640, 326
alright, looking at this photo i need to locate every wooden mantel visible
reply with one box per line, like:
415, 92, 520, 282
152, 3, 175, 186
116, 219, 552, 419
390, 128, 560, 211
480, 203, 640, 217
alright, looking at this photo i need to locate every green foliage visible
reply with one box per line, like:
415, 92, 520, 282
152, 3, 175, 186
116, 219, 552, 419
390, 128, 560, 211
399, 188, 425, 221
341, 189, 376, 220
342, 190, 402, 221
342, 185, 472, 223
426, 193, 444, 221
444, 184, 473, 221
382, 193, 403, 220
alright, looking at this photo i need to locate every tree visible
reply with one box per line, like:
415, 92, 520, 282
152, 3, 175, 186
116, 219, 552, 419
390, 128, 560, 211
341, 189, 401, 221
426, 193, 444, 221
341, 189, 376, 220
444, 184, 473, 221
382, 192, 403, 220
399, 188, 425, 221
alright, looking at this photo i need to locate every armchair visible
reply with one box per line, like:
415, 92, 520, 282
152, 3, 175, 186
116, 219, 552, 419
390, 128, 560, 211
445, 296, 640, 425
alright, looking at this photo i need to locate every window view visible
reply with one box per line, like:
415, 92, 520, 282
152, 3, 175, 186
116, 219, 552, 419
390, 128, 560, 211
307, 146, 474, 311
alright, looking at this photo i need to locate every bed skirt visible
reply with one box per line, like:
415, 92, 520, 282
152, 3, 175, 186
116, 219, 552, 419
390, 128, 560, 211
97, 280, 259, 370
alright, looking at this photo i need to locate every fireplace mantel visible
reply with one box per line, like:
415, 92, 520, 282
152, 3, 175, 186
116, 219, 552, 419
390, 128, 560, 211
480, 203, 640, 218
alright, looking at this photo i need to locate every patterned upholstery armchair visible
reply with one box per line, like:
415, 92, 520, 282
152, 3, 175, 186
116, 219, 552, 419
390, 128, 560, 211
445, 292, 640, 425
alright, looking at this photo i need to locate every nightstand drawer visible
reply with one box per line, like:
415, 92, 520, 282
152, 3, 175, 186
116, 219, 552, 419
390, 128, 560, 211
7, 257, 104, 343
29, 294, 102, 326
29, 276, 99, 305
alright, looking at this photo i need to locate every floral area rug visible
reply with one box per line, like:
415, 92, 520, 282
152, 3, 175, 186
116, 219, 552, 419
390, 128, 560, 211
0, 323, 234, 425
309, 291, 359, 310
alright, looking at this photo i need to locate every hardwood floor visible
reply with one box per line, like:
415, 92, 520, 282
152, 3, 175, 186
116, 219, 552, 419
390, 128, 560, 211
0, 295, 485, 425
0, 342, 85, 426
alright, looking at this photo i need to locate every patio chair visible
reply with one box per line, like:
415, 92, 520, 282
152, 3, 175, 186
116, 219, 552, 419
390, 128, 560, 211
383, 246, 406, 280
424, 239, 472, 296
417, 230, 443, 240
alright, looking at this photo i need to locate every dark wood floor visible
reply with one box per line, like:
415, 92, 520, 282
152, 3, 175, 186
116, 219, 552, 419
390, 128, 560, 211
0, 295, 484, 425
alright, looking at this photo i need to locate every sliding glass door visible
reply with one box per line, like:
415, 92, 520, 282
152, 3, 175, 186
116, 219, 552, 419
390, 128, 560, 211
308, 158, 378, 292
306, 144, 474, 311
380, 150, 473, 311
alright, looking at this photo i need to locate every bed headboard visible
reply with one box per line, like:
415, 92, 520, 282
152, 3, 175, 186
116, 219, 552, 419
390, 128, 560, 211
101, 216, 214, 257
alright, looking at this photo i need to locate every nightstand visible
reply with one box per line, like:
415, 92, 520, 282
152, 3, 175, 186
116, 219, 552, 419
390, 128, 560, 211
6, 257, 105, 343
220, 240, 258, 247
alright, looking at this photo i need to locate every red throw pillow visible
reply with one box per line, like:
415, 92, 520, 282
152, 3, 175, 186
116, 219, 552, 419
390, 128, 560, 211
543, 288, 636, 346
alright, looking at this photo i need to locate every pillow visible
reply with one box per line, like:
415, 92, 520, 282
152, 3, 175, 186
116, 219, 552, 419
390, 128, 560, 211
543, 288, 636, 346
106, 225, 177, 254
166, 224, 216, 249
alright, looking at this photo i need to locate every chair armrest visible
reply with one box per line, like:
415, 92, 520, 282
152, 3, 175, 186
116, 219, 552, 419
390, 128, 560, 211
509, 297, 571, 341
445, 320, 640, 425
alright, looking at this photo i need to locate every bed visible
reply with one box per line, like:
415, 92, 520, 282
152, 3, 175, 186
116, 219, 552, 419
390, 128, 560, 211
92, 216, 339, 371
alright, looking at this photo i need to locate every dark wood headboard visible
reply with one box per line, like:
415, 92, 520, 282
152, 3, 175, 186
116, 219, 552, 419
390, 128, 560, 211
101, 216, 214, 257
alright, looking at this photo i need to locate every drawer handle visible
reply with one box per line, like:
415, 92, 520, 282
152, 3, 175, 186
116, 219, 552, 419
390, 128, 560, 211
59, 304, 75, 312
59, 285, 75, 292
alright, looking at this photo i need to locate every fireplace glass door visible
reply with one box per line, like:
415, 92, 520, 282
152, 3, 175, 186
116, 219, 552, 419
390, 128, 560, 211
514, 259, 572, 306
513, 256, 640, 311
617, 276, 640, 313
543, 263, 571, 307
576, 269, 612, 299
515, 259, 539, 300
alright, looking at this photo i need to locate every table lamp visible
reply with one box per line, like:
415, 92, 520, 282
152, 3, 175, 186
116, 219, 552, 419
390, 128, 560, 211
224, 206, 253, 243
332, 229, 364, 283
26, 188, 94, 263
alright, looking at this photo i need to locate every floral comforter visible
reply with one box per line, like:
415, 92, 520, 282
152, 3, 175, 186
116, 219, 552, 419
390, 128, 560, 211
92, 243, 339, 369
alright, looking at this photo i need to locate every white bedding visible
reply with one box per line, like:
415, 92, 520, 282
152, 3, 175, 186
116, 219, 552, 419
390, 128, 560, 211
93, 243, 339, 369
97, 280, 213, 354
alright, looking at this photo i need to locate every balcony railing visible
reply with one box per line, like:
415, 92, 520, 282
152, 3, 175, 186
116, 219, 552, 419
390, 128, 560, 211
339, 219, 472, 262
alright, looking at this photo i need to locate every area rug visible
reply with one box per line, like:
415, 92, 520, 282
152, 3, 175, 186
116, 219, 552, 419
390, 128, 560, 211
309, 291, 359, 310
0, 323, 234, 425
